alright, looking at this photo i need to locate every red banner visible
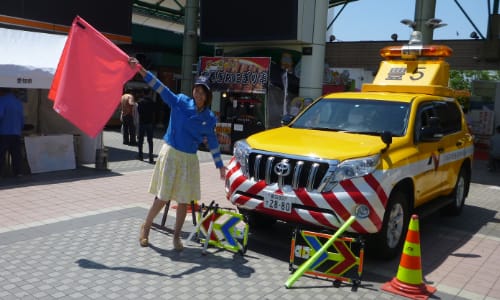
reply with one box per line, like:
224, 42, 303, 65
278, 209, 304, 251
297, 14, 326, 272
199, 57, 271, 94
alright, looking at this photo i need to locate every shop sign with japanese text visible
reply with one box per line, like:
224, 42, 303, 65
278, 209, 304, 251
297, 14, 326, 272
199, 57, 270, 94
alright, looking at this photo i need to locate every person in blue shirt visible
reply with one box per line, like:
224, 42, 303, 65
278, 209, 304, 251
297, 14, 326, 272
129, 57, 225, 251
0, 88, 24, 177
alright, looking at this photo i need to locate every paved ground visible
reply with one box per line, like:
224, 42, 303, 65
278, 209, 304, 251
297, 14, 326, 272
0, 128, 499, 299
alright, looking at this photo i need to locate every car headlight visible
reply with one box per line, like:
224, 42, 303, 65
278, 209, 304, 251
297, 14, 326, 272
334, 154, 380, 182
233, 140, 251, 175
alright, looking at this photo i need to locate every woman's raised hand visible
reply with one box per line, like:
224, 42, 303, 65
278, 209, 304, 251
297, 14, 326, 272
128, 57, 139, 68
128, 57, 146, 77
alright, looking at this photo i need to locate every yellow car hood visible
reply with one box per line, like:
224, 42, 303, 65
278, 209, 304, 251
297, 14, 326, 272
246, 127, 386, 160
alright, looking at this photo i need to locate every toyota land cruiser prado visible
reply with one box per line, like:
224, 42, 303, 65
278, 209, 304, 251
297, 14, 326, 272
225, 36, 474, 259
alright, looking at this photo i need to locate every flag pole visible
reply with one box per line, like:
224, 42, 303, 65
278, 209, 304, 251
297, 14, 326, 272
282, 70, 288, 116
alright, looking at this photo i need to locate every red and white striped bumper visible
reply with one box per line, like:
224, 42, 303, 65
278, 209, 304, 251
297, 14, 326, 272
225, 158, 389, 234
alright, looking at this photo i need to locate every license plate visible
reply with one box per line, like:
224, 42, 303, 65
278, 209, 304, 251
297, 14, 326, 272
263, 191, 292, 213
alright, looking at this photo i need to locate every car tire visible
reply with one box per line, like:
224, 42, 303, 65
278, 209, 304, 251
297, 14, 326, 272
367, 189, 410, 260
441, 166, 469, 216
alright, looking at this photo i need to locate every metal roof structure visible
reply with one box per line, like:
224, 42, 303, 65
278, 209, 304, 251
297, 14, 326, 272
131, 0, 358, 33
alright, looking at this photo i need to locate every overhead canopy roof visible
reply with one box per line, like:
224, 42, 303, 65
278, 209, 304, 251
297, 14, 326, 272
0, 27, 66, 89
0, 0, 359, 89
131, 0, 358, 32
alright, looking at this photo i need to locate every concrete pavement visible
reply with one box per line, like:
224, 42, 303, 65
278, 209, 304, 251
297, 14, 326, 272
0, 128, 499, 299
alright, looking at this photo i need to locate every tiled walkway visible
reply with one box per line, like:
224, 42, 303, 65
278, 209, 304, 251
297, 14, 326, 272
1, 129, 499, 299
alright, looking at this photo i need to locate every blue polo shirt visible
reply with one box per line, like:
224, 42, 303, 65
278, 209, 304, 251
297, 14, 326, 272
143, 72, 223, 169
0, 92, 24, 135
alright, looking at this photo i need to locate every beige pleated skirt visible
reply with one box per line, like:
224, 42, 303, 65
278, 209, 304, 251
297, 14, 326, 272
148, 143, 200, 204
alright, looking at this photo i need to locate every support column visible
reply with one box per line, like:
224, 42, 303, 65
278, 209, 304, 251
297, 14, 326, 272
414, 0, 437, 44
181, 0, 198, 94
299, 0, 328, 99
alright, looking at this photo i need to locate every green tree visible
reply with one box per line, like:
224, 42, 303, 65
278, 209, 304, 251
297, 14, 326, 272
449, 70, 500, 108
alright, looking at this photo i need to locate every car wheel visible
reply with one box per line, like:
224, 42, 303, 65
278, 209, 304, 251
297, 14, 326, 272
367, 189, 409, 260
442, 166, 469, 216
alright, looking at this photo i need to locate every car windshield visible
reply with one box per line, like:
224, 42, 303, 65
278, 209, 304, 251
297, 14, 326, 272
291, 98, 410, 137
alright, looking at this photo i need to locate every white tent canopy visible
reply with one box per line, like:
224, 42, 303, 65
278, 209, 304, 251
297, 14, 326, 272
0, 27, 66, 89
0, 27, 101, 167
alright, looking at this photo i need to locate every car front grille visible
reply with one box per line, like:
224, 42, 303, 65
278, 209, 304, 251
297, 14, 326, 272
246, 151, 338, 192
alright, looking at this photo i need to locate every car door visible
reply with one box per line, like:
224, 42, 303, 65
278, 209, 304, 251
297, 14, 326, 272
433, 100, 469, 194
412, 101, 446, 205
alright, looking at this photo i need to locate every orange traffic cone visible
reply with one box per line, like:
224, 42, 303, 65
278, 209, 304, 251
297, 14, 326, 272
381, 214, 436, 300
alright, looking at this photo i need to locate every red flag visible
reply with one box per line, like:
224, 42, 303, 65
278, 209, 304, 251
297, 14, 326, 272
48, 22, 72, 101
49, 16, 138, 137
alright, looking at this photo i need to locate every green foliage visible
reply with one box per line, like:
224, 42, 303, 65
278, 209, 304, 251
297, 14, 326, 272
450, 70, 500, 90
449, 70, 500, 108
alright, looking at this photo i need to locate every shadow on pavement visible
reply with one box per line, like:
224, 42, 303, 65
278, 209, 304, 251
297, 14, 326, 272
76, 258, 169, 277
238, 198, 498, 288
0, 166, 122, 189
148, 243, 256, 279
106, 145, 148, 162
471, 159, 499, 186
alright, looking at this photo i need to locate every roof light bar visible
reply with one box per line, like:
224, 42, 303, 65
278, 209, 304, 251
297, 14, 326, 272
380, 45, 453, 60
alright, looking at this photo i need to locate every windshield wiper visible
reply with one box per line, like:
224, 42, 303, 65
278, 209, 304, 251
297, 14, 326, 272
309, 127, 343, 132
349, 131, 382, 136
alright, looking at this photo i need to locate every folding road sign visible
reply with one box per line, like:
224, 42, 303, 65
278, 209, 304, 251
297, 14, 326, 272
197, 207, 249, 255
289, 228, 364, 289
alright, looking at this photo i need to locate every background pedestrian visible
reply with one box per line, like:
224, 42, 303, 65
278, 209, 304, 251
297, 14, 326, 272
0, 88, 24, 177
136, 87, 156, 163
120, 89, 137, 145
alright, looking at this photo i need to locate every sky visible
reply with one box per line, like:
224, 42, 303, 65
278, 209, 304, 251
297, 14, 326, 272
327, 0, 490, 41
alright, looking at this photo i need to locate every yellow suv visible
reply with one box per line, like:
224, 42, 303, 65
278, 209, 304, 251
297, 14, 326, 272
225, 40, 474, 259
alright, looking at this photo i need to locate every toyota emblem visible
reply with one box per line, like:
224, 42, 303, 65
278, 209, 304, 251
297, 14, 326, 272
274, 161, 291, 176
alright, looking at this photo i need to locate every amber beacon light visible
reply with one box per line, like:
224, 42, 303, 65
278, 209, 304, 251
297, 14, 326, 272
380, 45, 453, 60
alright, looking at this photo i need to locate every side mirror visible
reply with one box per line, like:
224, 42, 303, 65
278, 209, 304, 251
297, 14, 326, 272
381, 131, 392, 152
281, 114, 295, 126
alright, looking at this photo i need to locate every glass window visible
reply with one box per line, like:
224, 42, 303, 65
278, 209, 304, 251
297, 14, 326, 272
291, 98, 410, 136
435, 102, 462, 134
